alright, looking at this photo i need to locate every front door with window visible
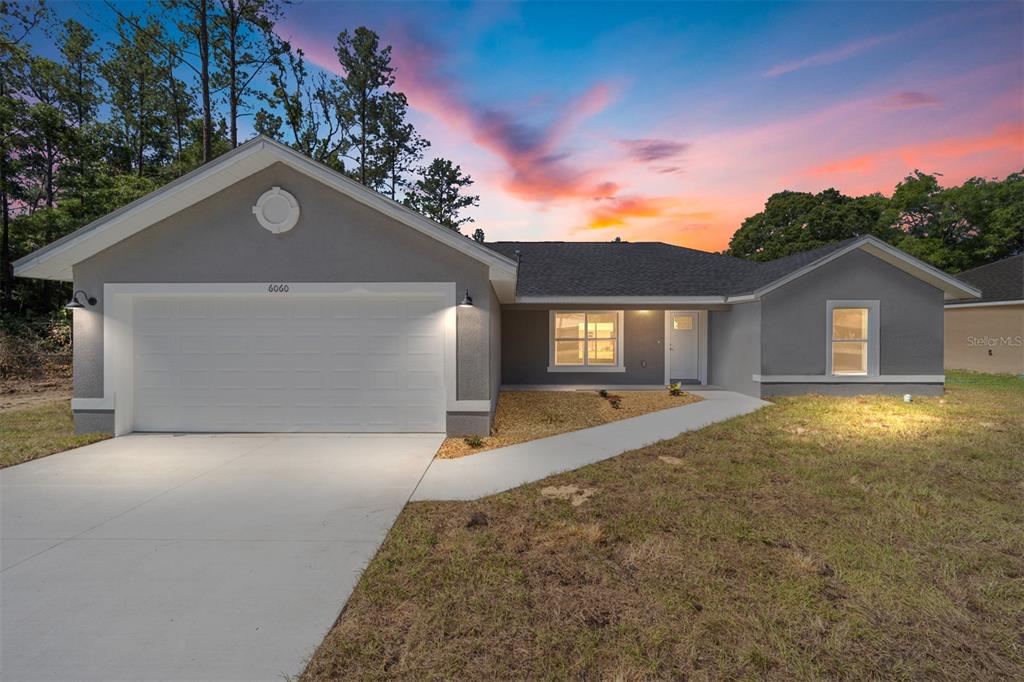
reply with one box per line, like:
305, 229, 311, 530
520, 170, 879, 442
668, 312, 700, 383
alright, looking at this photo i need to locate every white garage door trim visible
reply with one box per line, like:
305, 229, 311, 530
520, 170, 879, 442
100, 282, 473, 435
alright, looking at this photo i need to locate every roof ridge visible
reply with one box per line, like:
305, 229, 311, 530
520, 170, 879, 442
955, 252, 1023, 277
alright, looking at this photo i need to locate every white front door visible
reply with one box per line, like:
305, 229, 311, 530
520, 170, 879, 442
131, 295, 447, 433
668, 311, 700, 383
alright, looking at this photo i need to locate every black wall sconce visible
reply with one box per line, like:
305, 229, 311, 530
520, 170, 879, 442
65, 289, 97, 310
458, 289, 473, 307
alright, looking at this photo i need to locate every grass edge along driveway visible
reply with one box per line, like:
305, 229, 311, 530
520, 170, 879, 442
303, 371, 1024, 681
1, 399, 109, 469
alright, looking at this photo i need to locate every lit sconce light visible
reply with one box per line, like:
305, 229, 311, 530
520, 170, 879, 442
65, 289, 97, 310
458, 289, 473, 307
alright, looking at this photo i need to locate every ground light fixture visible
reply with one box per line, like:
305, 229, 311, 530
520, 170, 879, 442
65, 289, 97, 310
458, 289, 473, 307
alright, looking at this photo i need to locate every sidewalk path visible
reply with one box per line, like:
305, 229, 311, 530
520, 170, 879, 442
413, 390, 770, 501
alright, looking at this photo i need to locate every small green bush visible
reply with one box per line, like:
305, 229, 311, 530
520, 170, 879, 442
668, 382, 683, 397
598, 389, 609, 398
606, 395, 623, 409
463, 434, 485, 448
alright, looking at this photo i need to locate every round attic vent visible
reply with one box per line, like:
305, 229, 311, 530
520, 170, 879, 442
252, 187, 300, 234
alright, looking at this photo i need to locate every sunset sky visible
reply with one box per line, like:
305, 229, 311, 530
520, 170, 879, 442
60, 1, 1024, 251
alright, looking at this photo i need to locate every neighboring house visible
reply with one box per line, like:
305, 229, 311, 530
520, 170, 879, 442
14, 137, 980, 436
945, 254, 1024, 374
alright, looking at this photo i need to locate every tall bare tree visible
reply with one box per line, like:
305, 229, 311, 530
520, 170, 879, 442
212, 0, 286, 147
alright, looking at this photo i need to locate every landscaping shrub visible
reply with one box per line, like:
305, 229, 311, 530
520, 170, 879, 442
606, 394, 622, 409
463, 434, 484, 448
668, 382, 683, 396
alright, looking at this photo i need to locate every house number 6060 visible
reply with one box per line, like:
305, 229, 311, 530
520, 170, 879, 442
268, 284, 290, 293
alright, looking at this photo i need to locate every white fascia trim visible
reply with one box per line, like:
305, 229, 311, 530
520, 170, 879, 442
13, 137, 518, 290
71, 397, 114, 411
753, 374, 945, 383
520, 296, 728, 305
100, 282, 479, 435
546, 365, 627, 373
750, 236, 981, 301
945, 299, 1024, 309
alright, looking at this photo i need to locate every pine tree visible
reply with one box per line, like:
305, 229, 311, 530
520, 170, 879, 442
404, 158, 479, 231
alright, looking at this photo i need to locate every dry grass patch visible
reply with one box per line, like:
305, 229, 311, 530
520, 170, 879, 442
437, 389, 702, 458
303, 372, 1024, 681
0, 399, 109, 468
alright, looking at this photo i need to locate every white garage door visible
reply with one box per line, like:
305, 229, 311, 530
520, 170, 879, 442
131, 295, 447, 432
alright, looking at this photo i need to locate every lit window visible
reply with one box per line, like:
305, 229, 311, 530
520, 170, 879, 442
553, 312, 619, 367
672, 314, 693, 330
831, 307, 868, 375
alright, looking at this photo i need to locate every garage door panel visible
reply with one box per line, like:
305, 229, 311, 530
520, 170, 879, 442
132, 295, 447, 433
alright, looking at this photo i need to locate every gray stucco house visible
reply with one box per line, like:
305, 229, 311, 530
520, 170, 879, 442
14, 137, 981, 436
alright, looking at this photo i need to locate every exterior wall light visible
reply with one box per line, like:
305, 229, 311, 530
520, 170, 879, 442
458, 289, 473, 307
65, 290, 97, 310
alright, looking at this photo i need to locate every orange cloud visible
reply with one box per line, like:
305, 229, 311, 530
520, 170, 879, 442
809, 123, 1024, 177
586, 195, 678, 229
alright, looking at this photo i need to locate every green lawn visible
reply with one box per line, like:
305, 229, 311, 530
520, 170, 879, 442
304, 372, 1024, 680
0, 400, 109, 468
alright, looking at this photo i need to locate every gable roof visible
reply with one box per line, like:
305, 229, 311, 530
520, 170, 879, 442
489, 236, 979, 302
486, 241, 761, 299
947, 253, 1024, 306
13, 136, 518, 299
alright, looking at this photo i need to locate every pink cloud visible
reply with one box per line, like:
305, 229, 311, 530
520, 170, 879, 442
617, 138, 690, 163
878, 91, 942, 110
298, 25, 623, 203
764, 34, 895, 78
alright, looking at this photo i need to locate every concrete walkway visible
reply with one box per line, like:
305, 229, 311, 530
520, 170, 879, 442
413, 390, 769, 501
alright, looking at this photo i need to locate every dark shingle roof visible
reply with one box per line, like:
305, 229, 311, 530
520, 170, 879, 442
948, 254, 1024, 305
485, 242, 762, 297
485, 239, 860, 298
728, 238, 860, 293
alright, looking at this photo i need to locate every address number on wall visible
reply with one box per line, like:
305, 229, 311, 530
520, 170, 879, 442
267, 284, 290, 293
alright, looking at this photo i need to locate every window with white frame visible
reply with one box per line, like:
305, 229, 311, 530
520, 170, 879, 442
551, 311, 622, 369
827, 300, 879, 376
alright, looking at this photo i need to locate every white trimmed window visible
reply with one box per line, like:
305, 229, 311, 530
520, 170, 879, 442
549, 311, 625, 372
827, 300, 879, 376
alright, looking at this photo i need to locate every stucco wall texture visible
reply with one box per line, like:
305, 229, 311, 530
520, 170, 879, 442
71, 162, 497, 434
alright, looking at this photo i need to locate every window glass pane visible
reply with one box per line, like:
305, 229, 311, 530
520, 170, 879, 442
587, 312, 617, 339
672, 314, 694, 330
554, 313, 586, 339
832, 341, 867, 374
832, 308, 867, 340
588, 339, 616, 364
554, 340, 585, 365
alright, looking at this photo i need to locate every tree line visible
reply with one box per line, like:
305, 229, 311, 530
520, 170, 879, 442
1, 0, 482, 320
726, 170, 1023, 272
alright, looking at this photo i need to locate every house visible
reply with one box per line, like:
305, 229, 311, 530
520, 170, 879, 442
13, 137, 981, 436
944, 254, 1024, 374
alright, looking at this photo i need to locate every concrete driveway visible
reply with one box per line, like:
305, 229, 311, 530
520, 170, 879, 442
0, 433, 441, 681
